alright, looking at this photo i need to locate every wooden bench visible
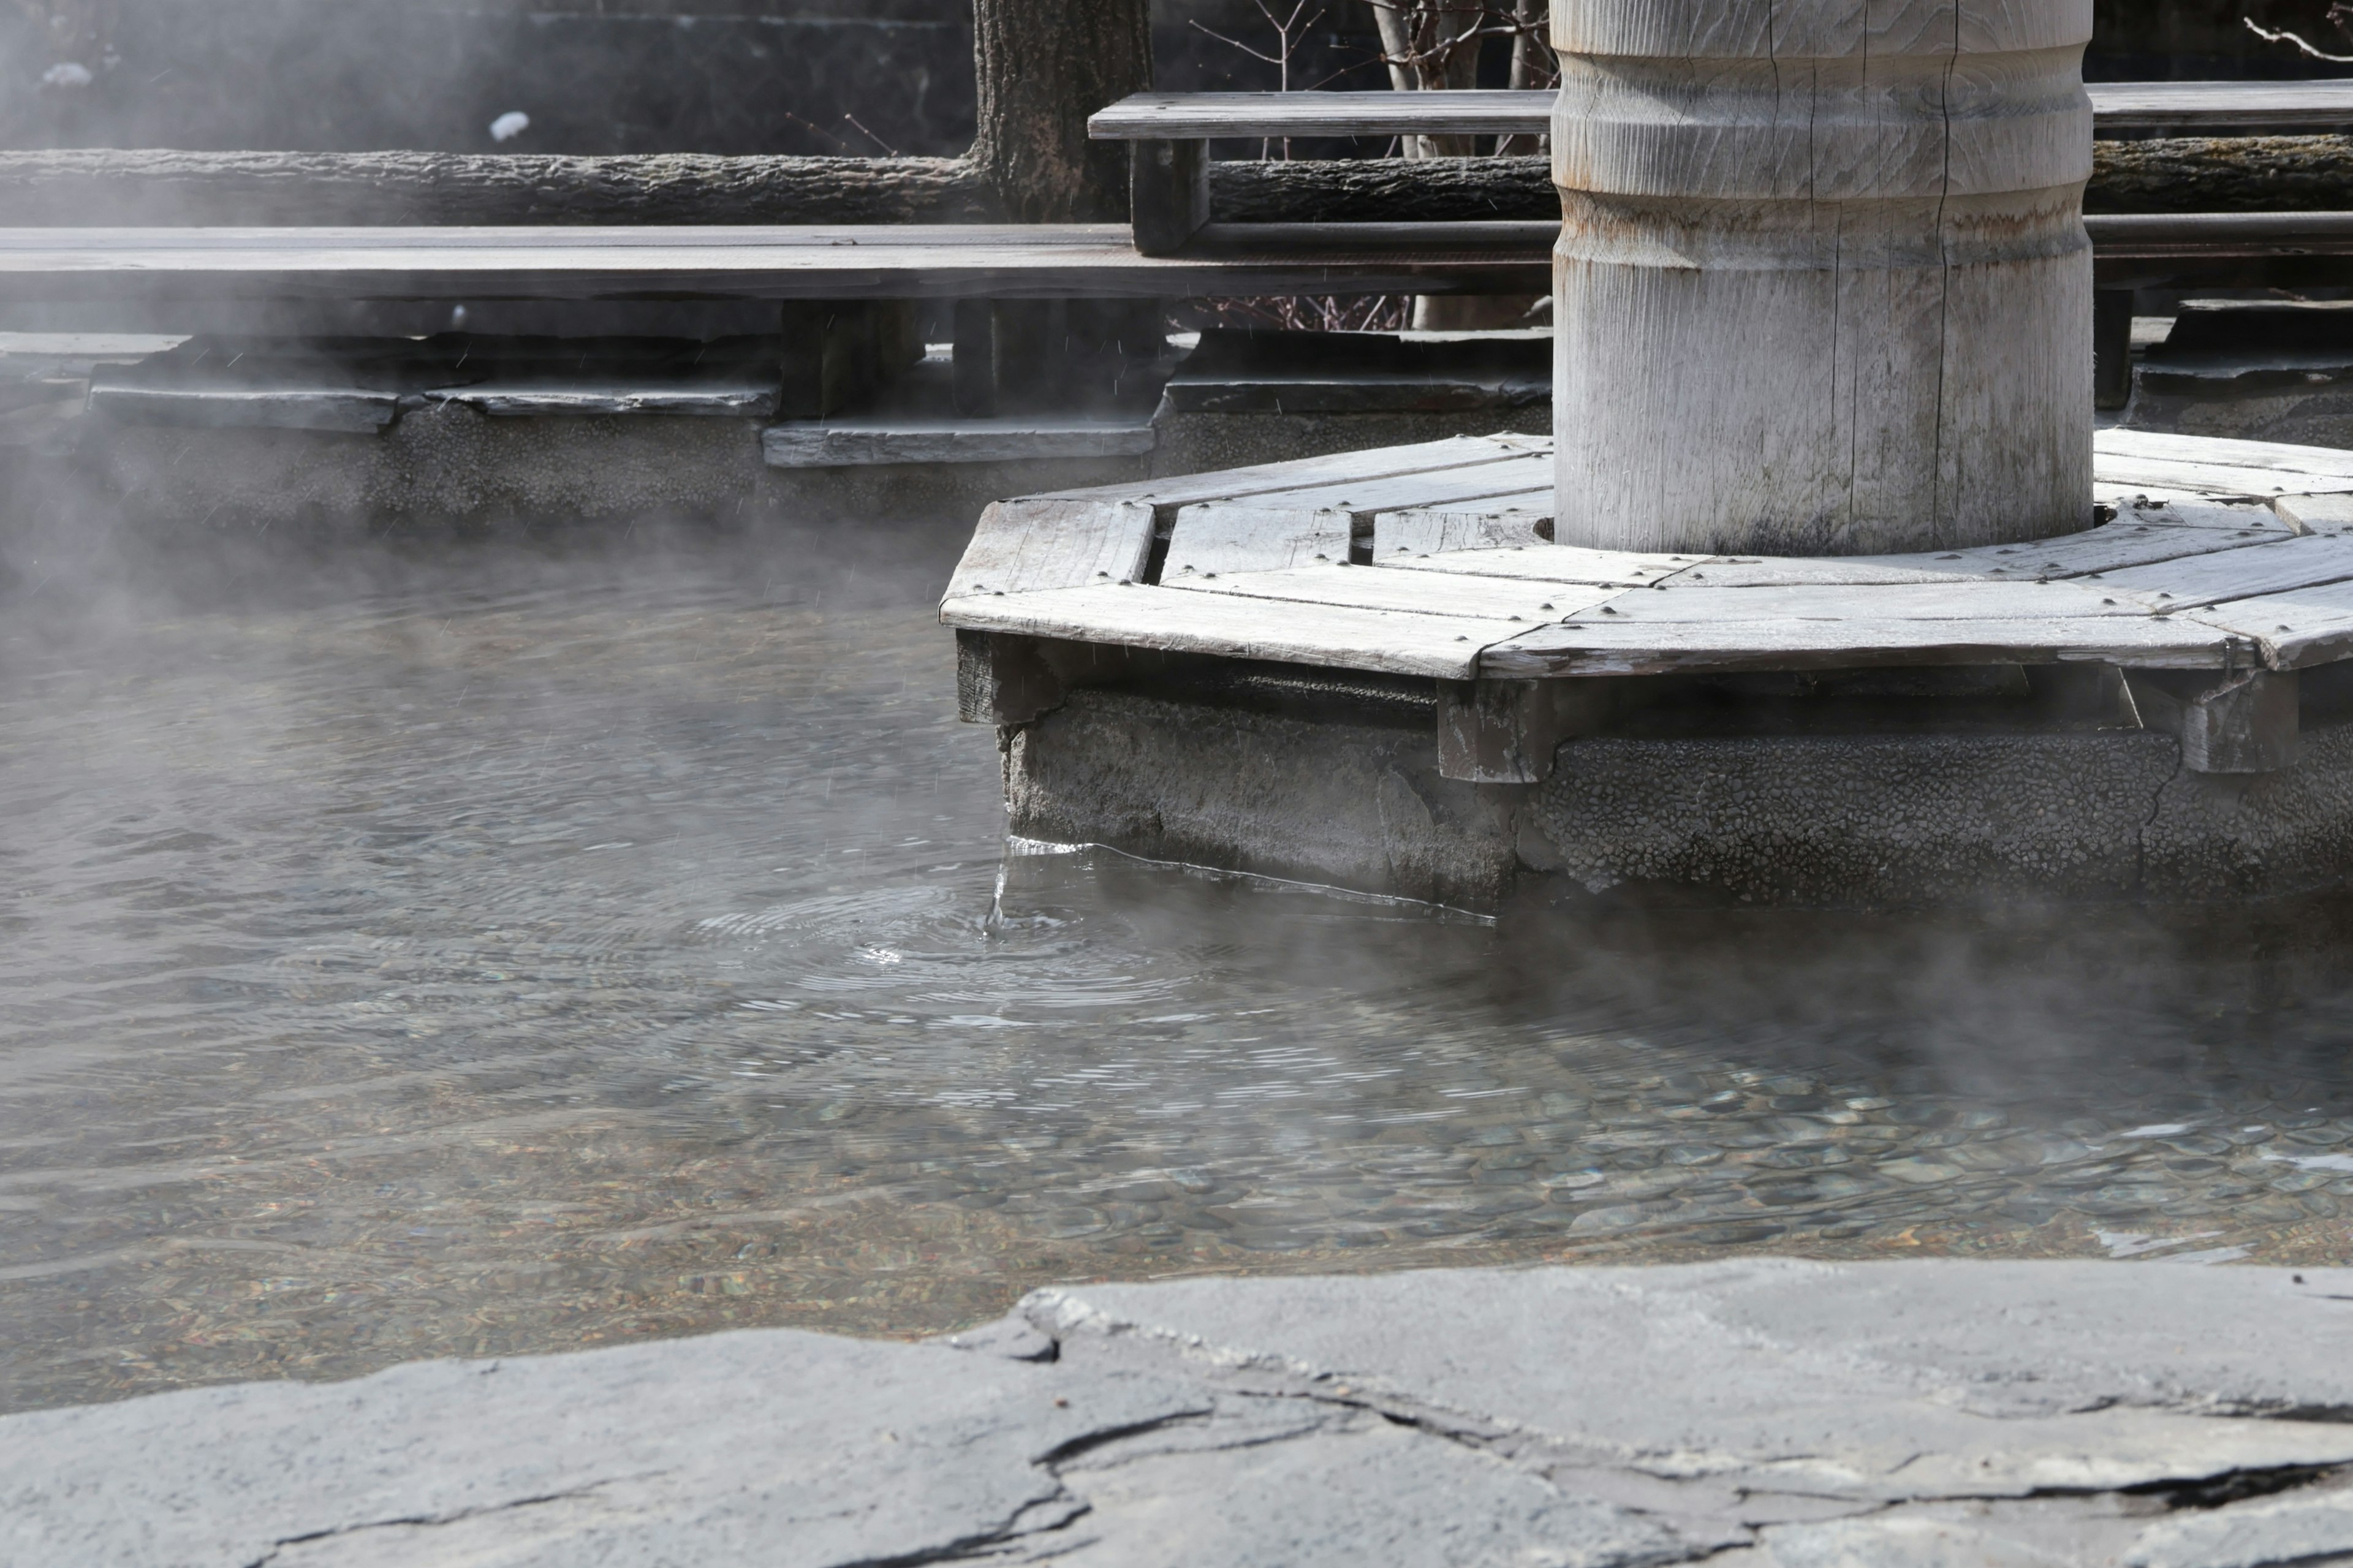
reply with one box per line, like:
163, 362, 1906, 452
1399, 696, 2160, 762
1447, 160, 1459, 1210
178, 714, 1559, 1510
1095, 84, 2353, 408
0, 222, 1553, 335
1092, 83, 2353, 254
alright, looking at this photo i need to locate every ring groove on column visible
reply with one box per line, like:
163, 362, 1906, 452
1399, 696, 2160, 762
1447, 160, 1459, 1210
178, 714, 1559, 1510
1550, 0, 2096, 556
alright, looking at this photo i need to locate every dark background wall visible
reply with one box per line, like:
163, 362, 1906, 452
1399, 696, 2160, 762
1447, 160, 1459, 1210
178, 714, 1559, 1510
2, 1, 2342, 156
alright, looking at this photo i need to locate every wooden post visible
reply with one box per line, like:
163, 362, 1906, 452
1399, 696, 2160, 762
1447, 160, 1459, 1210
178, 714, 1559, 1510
1550, 1, 2097, 556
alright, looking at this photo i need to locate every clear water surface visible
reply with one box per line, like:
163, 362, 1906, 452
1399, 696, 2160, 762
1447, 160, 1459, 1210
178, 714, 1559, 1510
3, 511, 2351, 1414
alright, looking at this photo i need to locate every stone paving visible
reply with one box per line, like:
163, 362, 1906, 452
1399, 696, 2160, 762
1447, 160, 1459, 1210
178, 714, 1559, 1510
10, 1259, 2353, 1566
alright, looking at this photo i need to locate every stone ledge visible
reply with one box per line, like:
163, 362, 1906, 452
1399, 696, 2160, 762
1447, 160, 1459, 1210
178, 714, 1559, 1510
10, 1259, 2353, 1567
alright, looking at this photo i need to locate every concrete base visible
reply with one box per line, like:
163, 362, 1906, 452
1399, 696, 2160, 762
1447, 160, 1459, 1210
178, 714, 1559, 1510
13, 1259, 2353, 1567
1004, 680, 2353, 909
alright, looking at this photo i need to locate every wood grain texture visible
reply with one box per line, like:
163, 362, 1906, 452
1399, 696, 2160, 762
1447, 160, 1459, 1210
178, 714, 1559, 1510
1091, 82, 2348, 140
2102, 533, 2353, 611
1372, 491, 1555, 556
1550, 0, 2094, 557
1162, 561, 1620, 621
945, 499, 1158, 600
939, 583, 1517, 680
0, 224, 1552, 308
1480, 616, 2232, 679
2192, 580, 2353, 670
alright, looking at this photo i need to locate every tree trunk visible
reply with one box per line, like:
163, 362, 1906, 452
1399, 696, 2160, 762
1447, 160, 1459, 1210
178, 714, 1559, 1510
1551, 0, 2095, 556
0, 150, 998, 226
5, 137, 2343, 230
970, 0, 1153, 222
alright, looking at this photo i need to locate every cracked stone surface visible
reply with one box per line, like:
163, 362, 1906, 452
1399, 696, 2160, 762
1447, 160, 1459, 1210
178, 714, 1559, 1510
11, 1260, 2353, 1566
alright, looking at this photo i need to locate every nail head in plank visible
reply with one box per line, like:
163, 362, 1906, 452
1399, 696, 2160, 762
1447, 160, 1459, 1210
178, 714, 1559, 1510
2102, 532, 2353, 611
2191, 580, 2353, 670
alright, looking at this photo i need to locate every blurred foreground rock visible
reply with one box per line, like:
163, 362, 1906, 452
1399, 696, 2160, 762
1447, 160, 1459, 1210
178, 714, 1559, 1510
9, 1259, 2353, 1566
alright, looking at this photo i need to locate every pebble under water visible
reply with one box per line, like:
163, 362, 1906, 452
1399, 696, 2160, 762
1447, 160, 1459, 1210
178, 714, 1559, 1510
3, 510, 2352, 1415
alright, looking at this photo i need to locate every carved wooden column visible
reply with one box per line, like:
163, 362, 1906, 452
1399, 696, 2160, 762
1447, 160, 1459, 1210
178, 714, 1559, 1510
1550, 1, 2096, 555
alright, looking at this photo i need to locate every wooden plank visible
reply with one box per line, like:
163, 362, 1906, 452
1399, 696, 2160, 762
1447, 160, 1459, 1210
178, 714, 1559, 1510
1674, 515, 2287, 587
2190, 580, 2353, 670
764, 420, 1155, 469
1379, 543, 1697, 588
1580, 580, 2143, 624
1480, 616, 2234, 680
2101, 532, 2353, 611
2273, 493, 2353, 535
1160, 560, 1621, 622
2097, 427, 2353, 480
939, 583, 1520, 680
1162, 507, 1353, 577
1181, 453, 1555, 518
0, 222, 1553, 306
1089, 91, 1555, 141
2090, 458, 2353, 500
1371, 489, 1552, 557
1089, 83, 2353, 142
2089, 80, 2353, 134
2112, 498, 2300, 534
945, 498, 1158, 600
1012, 433, 1543, 509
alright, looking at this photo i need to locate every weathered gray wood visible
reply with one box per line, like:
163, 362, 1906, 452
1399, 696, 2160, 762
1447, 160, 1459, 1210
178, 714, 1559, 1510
1187, 454, 1556, 521
958, 631, 1069, 725
1131, 141, 1211, 256
1548, 0, 2095, 556
2090, 81, 2353, 135
2121, 667, 2302, 773
2103, 533, 2353, 611
2096, 460, 2353, 501
1671, 513, 2287, 588
996, 436, 1544, 536
1091, 91, 1555, 141
0, 224, 1553, 313
2096, 289, 2136, 412
1089, 83, 2353, 142
946, 498, 1158, 600
1577, 580, 2144, 625
939, 582, 1518, 680
2192, 580, 2353, 670
2116, 498, 2302, 534
2099, 426, 2353, 479
1479, 616, 2234, 680
2273, 493, 2353, 534
1372, 491, 1553, 557
1163, 508, 1354, 578
83, 380, 399, 433
1437, 678, 1618, 784
1161, 561, 1620, 621
1381, 543, 1698, 586
765, 420, 1155, 469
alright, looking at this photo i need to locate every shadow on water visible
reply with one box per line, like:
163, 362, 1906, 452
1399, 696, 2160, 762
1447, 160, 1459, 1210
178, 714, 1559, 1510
1, 504, 2349, 1414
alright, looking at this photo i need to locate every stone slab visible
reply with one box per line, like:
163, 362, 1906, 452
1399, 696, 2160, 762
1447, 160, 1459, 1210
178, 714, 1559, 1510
13, 1260, 2353, 1567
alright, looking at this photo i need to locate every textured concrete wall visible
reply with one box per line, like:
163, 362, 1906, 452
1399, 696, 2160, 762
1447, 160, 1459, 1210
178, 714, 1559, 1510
1007, 687, 1519, 911
1004, 686, 2353, 909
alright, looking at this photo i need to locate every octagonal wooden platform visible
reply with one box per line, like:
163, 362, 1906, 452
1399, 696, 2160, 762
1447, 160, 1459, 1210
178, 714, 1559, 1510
940, 429, 2353, 682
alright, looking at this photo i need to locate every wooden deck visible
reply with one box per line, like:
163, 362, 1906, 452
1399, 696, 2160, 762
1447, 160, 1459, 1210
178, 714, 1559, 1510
940, 430, 2353, 682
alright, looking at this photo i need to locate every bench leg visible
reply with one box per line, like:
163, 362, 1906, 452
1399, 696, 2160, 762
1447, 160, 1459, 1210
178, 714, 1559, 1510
952, 298, 999, 417
1131, 140, 1210, 256
2094, 288, 2135, 412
